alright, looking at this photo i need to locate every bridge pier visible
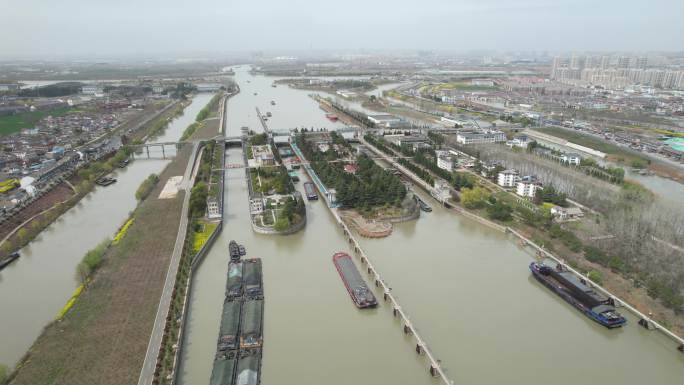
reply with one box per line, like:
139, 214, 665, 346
162, 145, 166, 159
146, 146, 150, 159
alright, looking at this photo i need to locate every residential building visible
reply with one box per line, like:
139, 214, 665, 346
516, 176, 542, 198
506, 135, 531, 149
497, 169, 519, 187
249, 198, 264, 215
436, 150, 454, 172
207, 198, 221, 219
550, 206, 584, 221
560, 153, 581, 165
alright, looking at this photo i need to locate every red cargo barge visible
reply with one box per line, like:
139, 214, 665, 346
332, 252, 377, 308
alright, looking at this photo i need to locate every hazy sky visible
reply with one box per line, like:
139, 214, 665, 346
1, 0, 682, 58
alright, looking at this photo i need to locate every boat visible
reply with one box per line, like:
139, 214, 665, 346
238, 245, 246, 256
242, 259, 263, 299
240, 299, 264, 348
0, 252, 20, 271
266, 111, 272, 117
118, 159, 129, 168
271, 84, 277, 88
303, 182, 318, 200
95, 176, 116, 186
229, 240, 241, 261
270, 100, 276, 105
253, 92, 257, 95
417, 197, 432, 212
332, 252, 377, 308
325, 113, 339, 122
529, 262, 626, 328
226, 261, 243, 299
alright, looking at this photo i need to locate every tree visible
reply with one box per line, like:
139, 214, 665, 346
460, 187, 490, 209
487, 201, 513, 221
16, 228, 28, 243
274, 216, 290, 232
587, 270, 603, 285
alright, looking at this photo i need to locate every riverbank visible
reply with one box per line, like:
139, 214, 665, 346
8, 144, 192, 385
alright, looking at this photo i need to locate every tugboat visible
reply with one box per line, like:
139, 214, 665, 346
270, 100, 276, 106
416, 197, 432, 212
266, 112, 272, 117
529, 262, 626, 328
229, 240, 241, 261
0, 252, 20, 271
238, 244, 246, 256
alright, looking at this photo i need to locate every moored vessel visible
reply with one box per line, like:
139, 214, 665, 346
529, 262, 626, 328
0, 252, 20, 271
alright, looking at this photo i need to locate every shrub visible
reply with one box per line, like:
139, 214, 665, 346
587, 270, 603, 285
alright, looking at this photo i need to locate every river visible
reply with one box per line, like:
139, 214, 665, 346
179, 66, 684, 385
0, 92, 214, 368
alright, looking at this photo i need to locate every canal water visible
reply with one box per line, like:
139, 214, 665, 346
0, 93, 214, 368
180, 66, 684, 385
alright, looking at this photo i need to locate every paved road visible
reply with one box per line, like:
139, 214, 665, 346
137, 141, 200, 385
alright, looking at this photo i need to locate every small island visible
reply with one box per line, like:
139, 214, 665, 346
244, 133, 306, 234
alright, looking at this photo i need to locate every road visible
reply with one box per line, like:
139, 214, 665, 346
137, 141, 200, 385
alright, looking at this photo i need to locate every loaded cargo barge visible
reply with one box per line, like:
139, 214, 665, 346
210, 243, 265, 385
303, 181, 318, 200
530, 262, 626, 328
332, 252, 377, 308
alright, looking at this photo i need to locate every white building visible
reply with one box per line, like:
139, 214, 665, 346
436, 150, 454, 172
516, 176, 542, 198
207, 198, 221, 219
196, 83, 222, 92
560, 153, 581, 165
81, 84, 103, 95
551, 206, 584, 220
506, 135, 531, 149
249, 198, 264, 215
456, 130, 506, 145
497, 169, 519, 187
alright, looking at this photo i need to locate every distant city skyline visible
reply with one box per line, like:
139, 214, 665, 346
1, 0, 683, 58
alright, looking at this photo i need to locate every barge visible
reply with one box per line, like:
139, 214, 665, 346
325, 113, 339, 122
242, 259, 263, 299
95, 176, 116, 186
332, 252, 377, 308
303, 181, 318, 200
236, 350, 261, 385
240, 299, 264, 349
217, 299, 242, 352
0, 252, 20, 271
226, 262, 243, 299
530, 262, 626, 328
210, 356, 237, 385
210, 246, 265, 385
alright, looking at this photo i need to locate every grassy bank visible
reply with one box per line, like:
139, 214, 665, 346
9, 144, 193, 385
0, 107, 73, 136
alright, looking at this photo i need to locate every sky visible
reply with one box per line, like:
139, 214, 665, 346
1, 0, 683, 58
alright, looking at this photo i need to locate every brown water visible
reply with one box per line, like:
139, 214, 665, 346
179, 67, 684, 385
0, 93, 214, 368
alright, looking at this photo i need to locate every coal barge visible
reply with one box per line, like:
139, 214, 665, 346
210, 243, 264, 385
332, 252, 377, 308
530, 262, 626, 328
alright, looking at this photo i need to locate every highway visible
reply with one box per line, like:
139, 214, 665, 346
137, 141, 200, 385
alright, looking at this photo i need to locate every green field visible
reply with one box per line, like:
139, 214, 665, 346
0, 107, 72, 135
